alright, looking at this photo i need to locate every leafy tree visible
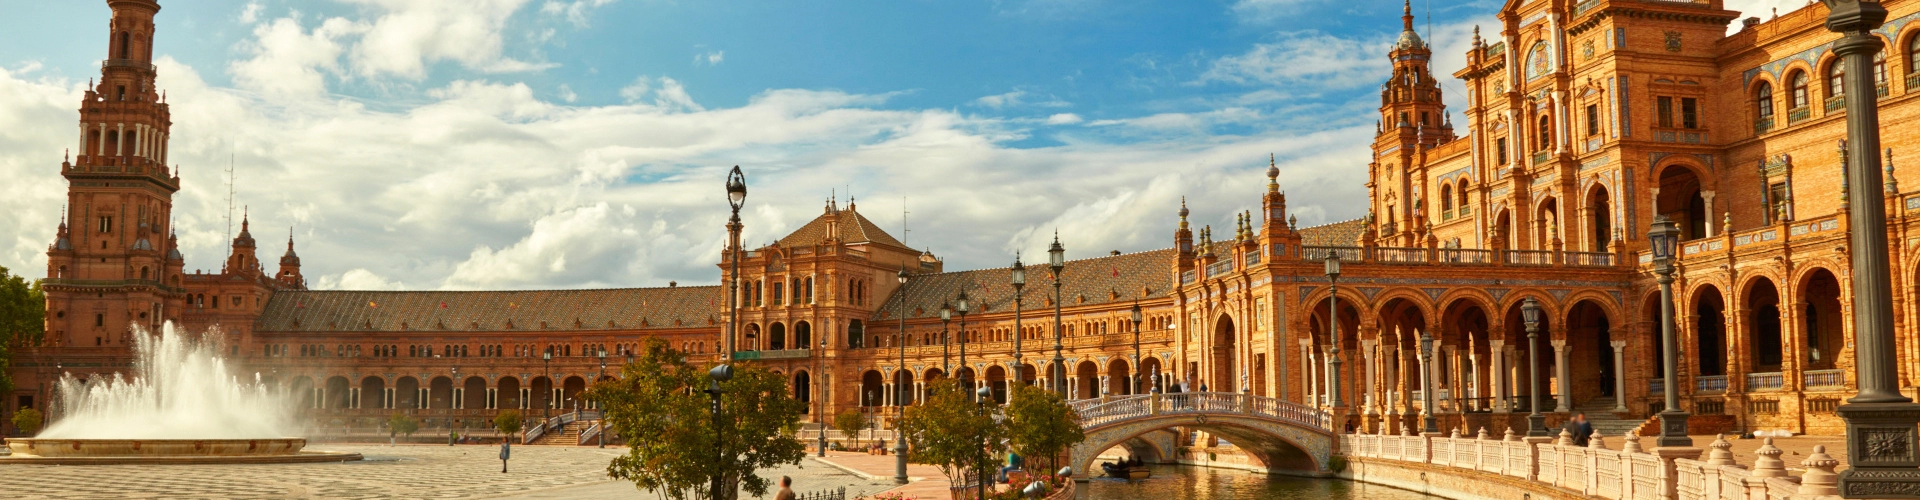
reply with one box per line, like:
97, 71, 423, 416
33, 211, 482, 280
0, 265, 47, 399
12, 407, 42, 436
587, 339, 806, 500
1004, 382, 1085, 473
834, 408, 869, 448
388, 413, 420, 438
897, 379, 1006, 489
494, 409, 523, 436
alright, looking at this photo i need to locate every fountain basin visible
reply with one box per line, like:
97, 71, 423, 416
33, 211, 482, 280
3, 438, 361, 464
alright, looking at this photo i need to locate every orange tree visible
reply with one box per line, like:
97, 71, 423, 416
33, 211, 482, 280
897, 378, 1006, 488
586, 339, 805, 500
1004, 383, 1085, 473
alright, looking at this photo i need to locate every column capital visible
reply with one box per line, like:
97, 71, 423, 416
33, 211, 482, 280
1610, 340, 1628, 349
1550, 338, 1568, 349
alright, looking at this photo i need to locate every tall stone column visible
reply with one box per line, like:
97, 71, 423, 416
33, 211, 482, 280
1611, 340, 1629, 412
1301, 340, 1318, 406
1491, 339, 1510, 412
1385, 344, 1400, 416
1701, 191, 1718, 236
1362, 339, 1379, 415
1442, 345, 1459, 413
1468, 349, 1483, 412
1552, 339, 1572, 412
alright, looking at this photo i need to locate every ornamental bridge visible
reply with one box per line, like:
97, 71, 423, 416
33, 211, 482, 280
1065, 392, 1335, 479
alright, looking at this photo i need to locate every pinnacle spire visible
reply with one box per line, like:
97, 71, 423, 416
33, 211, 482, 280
1403, 0, 1414, 31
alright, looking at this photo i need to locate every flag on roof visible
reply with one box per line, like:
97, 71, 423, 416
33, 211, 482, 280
368, 301, 378, 308
1112, 267, 1119, 277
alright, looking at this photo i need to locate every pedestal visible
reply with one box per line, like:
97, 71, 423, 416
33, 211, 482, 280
1652, 447, 1703, 499
1837, 402, 1920, 497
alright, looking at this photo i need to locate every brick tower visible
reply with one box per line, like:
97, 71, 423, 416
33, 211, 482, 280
43, 0, 185, 348
1370, 0, 1455, 246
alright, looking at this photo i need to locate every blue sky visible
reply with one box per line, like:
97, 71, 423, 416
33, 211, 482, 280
0, 0, 1795, 289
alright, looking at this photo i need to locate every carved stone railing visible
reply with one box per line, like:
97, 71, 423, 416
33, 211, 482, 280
1067, 392, 1331, 433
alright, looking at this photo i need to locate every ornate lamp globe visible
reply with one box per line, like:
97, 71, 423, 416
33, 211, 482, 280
725, 166, 747, 210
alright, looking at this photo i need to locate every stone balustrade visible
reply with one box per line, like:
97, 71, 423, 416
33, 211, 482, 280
1339, 430, 1839, 500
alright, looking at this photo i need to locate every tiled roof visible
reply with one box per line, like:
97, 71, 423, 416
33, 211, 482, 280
776, 208, 909, 250
1299, 218, 1366, 247
257, 286, 721, 333
873, 249, 1177, 322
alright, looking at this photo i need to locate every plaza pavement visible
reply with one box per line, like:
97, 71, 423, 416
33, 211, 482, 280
0, 444, 897, 499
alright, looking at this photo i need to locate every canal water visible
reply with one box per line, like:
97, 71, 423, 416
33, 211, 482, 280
1075, 465, 1443, 500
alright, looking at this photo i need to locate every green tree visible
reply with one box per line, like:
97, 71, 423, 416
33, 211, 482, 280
0, 265, 48, 399
1004, 382, 1085, 473
494, 409, 523, 437
834, 408, 868, 448
587, 339, 806, 500
897, 379, 1006, 488
389, 413, 420, 438
12, 407, 42, 436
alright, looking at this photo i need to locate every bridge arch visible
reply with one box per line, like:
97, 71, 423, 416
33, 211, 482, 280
1068, 393, 1334, 480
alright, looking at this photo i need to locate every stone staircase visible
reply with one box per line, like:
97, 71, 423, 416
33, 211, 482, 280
529, 420, 590, 446
1573, 397, 1642, 437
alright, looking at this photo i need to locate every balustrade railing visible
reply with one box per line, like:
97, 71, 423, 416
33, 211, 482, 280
1300, 246, 1364, 262
1566, 251, 1614, 267
1437, 248, 1492, 264
1745, 372, 1783, 391
1804, 369, 1845, 389
1068, 392, 1331, 432
1505, 250, 1553, 265
1695, 375, 1728, 393
1372, 247, 1427, 263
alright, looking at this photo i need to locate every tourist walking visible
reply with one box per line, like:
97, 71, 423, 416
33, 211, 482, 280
774, 476, 796, 500
499, 439, 511, 473
1564, 413, 1593, 446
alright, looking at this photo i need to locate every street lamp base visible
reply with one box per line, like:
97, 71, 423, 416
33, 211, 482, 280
1655, 410, 1693, 448
1526, 413, 1549, 437
1838, 401, 1920, 497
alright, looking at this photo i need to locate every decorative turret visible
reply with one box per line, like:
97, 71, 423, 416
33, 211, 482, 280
277, 231, 305, 289
225, 210, 260, 276
1175, 197, 1194, 259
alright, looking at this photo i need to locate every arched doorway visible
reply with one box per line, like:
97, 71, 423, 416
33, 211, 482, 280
1502, 300, 1552, 413
1567, 300, 1614, 404
396, 376, 420, 409
530, 377, 553, 413
986, 366, 1008, 404
1439, 297, 1492, 413
1747, 279, 1784, 373
324, 376, 350, 409
1076, 361, 1100, 399
794, 371, 811, 413
562, 376, 587, 412
1213, 315, 1236, 392
770, 322, 786, 350
499, 377, 521, 410
464, 376, 487, 410
1801, 269, 1843, 369
745, 323, 762, 351
1657, 165, 1708, 240
795, 321, 813, 349
1587, 186, 1613, 251
894, 369, 916, 406
860, 371, 883, 407
429, 376, 454, 409
1140, 357, 1164, 393
848, 320, 865, 349
1536, 197, 1559, 250
291, 376, 315, 409
1695, 286, 1728, 376
1108, 358, 1133, 396
361, 376, 386, 409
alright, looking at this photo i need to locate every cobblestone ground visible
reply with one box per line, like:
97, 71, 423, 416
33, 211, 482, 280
0, 444, 896, 499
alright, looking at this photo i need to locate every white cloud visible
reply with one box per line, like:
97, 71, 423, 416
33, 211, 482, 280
541, 0, 620, 27
230, 17, 358, 97
1722, 0, 1819, 34
557, 83, 577, 103
239, 2, 265, 24
1045, 113, 1083, 125
973, 89, 1070, 109
1230, 0, 1322, 23
696, 50, 724, 66
1202, 30, 1390, 90
345, 0, 557, 79
0, 56, 1373, 291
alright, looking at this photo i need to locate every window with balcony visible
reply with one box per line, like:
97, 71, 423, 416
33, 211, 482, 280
1656, 96, 1674, 128
1495, 137, 1508, 165
1681, 97, 1699, 129
1754, 81, 1775, 134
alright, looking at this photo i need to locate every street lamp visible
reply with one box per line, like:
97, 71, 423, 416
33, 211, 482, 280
724, 166, 746, 361
1130, 302, 1143, 395
1523, 297, 1549, 437
1048, 233, 1066, 397
956, 290, 972, 400
816, 338, 828, 457
1647, 215, 1687, 447
597, 348, 607, 448
940, 303, 953, 375
1011, 255, 1026, 380
894, 268, 909, 484
1418, 326, 1437, 434
706, 364, 733, 500
1324, 251, 1343, 412
1817, 0, 1920, 492
450, 366, 460, 446
542, 351, 552, 423
975, 386, 994, 500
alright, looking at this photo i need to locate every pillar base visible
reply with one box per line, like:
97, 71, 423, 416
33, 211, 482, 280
1837, 401, 1920, 498
1655, 410, 1693, 448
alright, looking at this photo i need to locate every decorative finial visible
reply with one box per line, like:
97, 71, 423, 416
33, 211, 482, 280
1887, 147, 1898, 194
1288, 213, 1297, 230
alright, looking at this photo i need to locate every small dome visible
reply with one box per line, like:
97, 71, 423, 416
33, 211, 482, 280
167, 247, 184, 261
55, 237, 71, 251
132, 238, 153, 251
1396, 29, 1425, 50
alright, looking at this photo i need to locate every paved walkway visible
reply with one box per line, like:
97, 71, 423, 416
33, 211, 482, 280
0, 444, 895, 499
812, 451, 959, 499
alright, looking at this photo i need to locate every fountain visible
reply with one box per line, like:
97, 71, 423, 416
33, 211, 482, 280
4, 322, 360, 464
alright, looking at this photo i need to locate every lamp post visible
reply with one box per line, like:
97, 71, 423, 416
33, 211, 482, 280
1048, 234, 1066, 397
1130, 302, 1143, 395
725, 166, 746, 360
976, 386, 994, 500
816, 338, 828, 457
542, 351, 552, 423
707, 364, 733, 500
450, 366, 460, 446
1325, 251, 1343, 412
1418, 326, 1437, 434
894, 268, 909, 484
957, 290, 971, 400
940, 303, 953, 375
1647, 215, 1688, 447
597, 348, 607, 448
1523, 297, 1549, 437
1819, 1, 1920, 493
1011, 255, 1026, 381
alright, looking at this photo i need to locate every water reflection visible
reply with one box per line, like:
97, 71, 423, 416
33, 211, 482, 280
1076, 465, 1441, 500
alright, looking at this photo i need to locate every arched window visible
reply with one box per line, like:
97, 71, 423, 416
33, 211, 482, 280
1909, 35, 1920, 77
1828, 61, 1846, 97
1874, 50, 1888, 94
117, 32, 130, 59
1457, 180, 1470, 209
1440, 184, 1454, 212
1755, 81, 1775, 118
1536, 115, 1552, 152
1789, 71, 1810, 109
